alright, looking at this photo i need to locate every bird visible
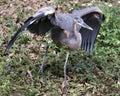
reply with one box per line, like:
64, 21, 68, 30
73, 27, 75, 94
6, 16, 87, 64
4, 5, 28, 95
5, 6, 105, 94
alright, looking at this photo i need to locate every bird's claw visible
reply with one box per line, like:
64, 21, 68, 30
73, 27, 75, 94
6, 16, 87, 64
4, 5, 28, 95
38, 65, 44, 73
62, 81, 67, 94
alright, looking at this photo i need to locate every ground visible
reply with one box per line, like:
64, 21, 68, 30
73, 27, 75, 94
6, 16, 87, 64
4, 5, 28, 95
0, 0, 120, 96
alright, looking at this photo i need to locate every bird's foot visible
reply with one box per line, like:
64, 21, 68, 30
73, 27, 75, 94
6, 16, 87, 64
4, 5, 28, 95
38, 65, 44, 73
62, 80, 67, 95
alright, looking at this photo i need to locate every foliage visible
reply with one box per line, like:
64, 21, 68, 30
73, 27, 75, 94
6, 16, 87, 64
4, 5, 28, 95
0, 0, 120, 95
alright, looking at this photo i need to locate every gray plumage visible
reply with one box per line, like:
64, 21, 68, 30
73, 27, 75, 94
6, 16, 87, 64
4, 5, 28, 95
5, 6, 104, 52
5, 6, 104, 94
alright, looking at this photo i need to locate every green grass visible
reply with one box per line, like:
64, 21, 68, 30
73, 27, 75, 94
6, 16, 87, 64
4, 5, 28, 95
0, 0, 120, 95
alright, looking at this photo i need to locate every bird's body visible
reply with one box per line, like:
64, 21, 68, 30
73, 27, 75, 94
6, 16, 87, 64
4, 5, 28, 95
50, 26, 82, 50
50, 12, 82, 50
50, 12, 73, 31
5, 6, 104, 94
5, 6, 104, 52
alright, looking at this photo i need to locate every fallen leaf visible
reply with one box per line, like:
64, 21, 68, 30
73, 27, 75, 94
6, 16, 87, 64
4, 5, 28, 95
28, 53, 38, 60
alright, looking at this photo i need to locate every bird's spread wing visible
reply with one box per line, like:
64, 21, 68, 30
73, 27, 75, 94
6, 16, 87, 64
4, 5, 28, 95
72, 7, 103, 17
5, 6, 55, 52
73, 7, 105, 51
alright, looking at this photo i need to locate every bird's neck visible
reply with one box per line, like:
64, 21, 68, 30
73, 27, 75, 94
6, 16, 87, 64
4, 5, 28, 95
73, 22, 80, 40
73, 22, 77, 35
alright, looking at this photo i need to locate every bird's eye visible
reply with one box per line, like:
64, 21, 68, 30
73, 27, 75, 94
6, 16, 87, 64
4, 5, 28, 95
74, 17, 78, 20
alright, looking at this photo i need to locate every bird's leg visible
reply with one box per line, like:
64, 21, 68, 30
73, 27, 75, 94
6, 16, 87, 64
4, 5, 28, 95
63, 51, 70, 94
38, 43, 51, 73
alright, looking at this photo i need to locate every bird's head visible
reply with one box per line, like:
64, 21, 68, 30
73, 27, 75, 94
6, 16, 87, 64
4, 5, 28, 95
73, 17, 93, 31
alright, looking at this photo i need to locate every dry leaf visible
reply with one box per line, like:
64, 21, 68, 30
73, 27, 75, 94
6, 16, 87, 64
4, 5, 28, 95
28, 53, 38, 60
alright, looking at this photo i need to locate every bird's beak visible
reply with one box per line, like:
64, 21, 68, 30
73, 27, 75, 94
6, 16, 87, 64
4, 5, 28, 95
77, 19, 93, 31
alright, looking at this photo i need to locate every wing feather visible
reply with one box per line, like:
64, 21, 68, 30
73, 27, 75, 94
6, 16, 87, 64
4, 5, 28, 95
5, 6, 55, 52
72, 7, 103, 17
80, 12, 104, 51
72, 7, 104, 51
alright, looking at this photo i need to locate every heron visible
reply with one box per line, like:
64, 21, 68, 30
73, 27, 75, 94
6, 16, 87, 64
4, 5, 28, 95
5, 6, 104, 93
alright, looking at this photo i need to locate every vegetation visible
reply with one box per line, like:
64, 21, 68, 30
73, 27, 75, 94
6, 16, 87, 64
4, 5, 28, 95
0, 0, 120, 95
